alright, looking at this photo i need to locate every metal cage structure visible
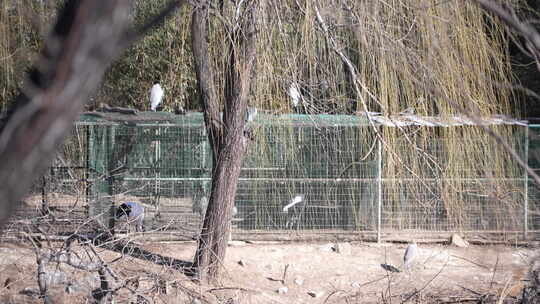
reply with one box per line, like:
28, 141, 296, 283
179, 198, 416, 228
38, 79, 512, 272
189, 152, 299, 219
8, 112, 538, 242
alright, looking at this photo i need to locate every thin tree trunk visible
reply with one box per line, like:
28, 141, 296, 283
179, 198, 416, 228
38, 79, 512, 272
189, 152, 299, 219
194, 139, 248, 279
191, 0, 257, 281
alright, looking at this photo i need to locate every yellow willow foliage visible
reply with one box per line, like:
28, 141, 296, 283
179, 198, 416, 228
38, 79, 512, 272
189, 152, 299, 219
224, 0, 523, 231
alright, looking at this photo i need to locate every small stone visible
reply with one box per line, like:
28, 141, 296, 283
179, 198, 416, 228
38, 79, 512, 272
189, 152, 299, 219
44, 271, 68, 286
277, 287, 288, 294
294, 277, 304, 286
320, 243, 335, 252
228, 240, 247, 247
450, 234, 469, 248
238, 260, 247, 267
4, 278, 12, 289
334, 242, 352, 255
191, 299, 202, 304
19, 287, 40, 297
307, 291, 325, 298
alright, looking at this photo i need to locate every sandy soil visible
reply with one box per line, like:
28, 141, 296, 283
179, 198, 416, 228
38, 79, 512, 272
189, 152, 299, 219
0, 239, 535, 304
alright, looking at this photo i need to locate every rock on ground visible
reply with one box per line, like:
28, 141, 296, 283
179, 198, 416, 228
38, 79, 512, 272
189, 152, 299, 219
307, 290, 325, 298
334, 242, 352, 255
450, 234, 469, 248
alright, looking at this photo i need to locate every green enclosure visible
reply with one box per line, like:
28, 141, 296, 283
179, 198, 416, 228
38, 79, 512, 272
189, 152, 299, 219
8, 112, 537, 241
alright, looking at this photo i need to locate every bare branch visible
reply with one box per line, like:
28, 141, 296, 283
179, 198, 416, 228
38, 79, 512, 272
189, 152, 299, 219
473, 0, 540, 69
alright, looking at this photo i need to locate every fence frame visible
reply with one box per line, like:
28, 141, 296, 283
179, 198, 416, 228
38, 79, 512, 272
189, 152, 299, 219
10, 113, 537, 242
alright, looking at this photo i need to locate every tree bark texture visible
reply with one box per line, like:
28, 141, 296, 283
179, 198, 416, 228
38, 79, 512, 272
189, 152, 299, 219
191, 1, 257, 281
0, 0, 131, 229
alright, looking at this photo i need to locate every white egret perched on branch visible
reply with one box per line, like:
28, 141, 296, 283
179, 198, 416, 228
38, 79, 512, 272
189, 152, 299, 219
288, 82, 301, 108
149, 82, 164, 111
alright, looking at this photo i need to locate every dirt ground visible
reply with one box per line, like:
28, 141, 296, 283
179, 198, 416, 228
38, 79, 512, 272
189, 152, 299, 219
0, 239, 536, 303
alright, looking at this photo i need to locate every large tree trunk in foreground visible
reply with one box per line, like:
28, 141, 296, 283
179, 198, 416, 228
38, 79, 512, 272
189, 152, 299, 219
0, 0, 185, 230
191, 1, 257, 281
0, 0, 134, 230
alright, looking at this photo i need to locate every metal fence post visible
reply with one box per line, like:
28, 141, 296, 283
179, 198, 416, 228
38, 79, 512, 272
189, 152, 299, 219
377, 137, 382, 243
524, 125, 529, 239
85, 125, 90, 217
86, 125, 94, 219
107, 126, 116, 231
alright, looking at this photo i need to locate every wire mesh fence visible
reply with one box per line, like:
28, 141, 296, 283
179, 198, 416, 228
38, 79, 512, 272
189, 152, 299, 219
6, 112, 538, 242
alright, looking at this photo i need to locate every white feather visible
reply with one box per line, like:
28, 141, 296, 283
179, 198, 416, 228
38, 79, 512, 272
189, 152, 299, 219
150, 83, 164, 111
288, 83, 301, 107
283, 195, 304, 212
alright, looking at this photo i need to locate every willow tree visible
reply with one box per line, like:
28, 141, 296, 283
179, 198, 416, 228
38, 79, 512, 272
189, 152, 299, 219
190, 0, 257, 281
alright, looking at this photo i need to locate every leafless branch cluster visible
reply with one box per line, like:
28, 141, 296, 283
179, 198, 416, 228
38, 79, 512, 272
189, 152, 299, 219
25, 226, 146, 303
473, 0, 540, 71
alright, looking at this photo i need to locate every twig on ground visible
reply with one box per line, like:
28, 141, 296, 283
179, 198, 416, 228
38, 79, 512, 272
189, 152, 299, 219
206, 286, 258, 293
401, 261, 448, 303
496, 277, 513, 304
436, 296, 487, 303
323, 288, 349, 304
457, 284, 484, 296
451, 254, 491, 270
358, 275, 388, 288
490, 254, 500, 289
281, 264, 289, 285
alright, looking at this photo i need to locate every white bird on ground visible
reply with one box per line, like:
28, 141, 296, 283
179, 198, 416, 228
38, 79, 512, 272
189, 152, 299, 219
149, 82, 164, 111
403, 240, 418, 271
288, 83, 301, 108
283, 195, 304, 213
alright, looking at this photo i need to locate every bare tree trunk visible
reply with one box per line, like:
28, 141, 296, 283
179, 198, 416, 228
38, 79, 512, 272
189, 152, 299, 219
191, 0, 257, 281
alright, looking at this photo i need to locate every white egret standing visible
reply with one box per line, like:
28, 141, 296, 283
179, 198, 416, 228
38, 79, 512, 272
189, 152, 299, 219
245, 107, 258, 123
403, 240, 418, 271
150, 82, 164, 111
288, 83, 301, 108
283, 195, 304, 213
